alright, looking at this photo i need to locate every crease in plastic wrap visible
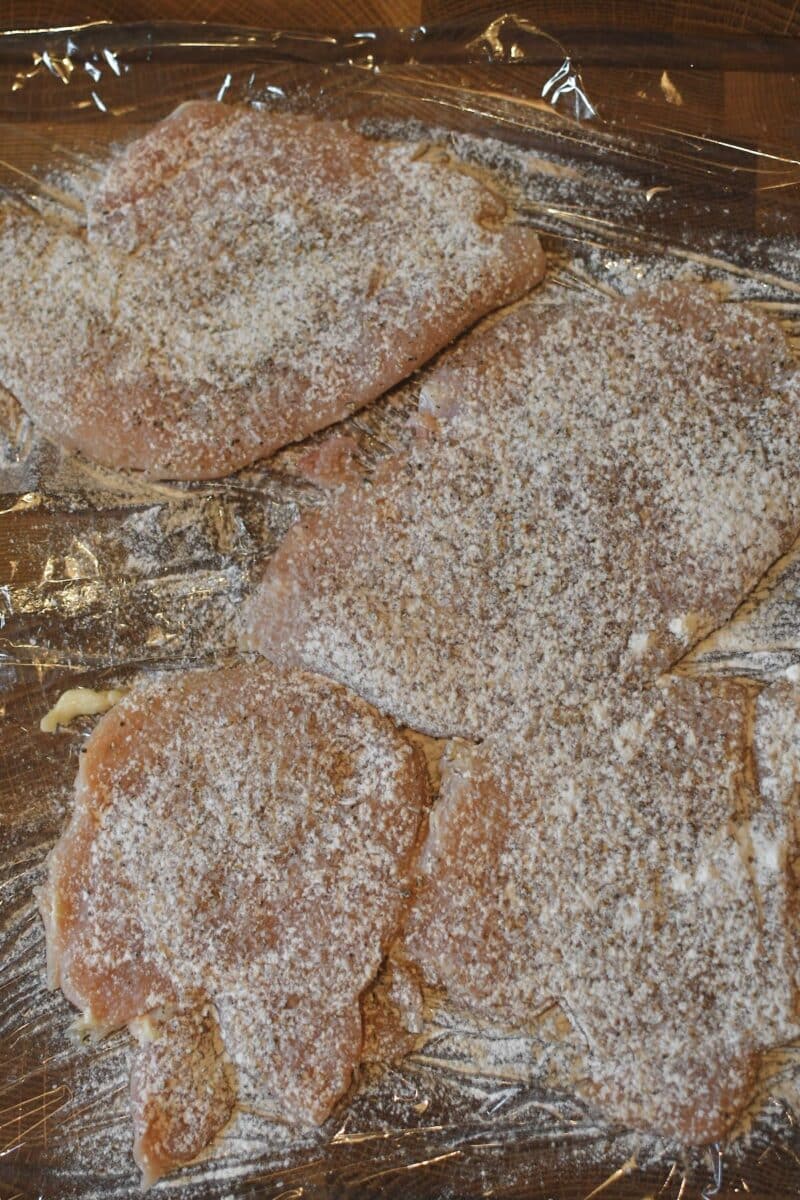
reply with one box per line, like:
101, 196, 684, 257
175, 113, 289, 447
2, 11, 800, 1199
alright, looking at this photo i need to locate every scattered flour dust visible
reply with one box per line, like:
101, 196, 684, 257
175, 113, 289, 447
242, 278, 800, 1144
0, 102, 543, 479
9, 106, 800, 1194
38, 663, 428, 1183
243, 284, 800, 740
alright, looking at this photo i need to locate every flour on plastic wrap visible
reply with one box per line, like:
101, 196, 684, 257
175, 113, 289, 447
3, 49, 800, 1200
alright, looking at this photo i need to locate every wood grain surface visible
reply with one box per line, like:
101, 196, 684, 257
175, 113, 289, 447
3, 0, 800, 35
3, 2, 798, 168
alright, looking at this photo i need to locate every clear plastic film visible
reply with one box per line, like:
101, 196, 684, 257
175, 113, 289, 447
2, 7, 800, 1199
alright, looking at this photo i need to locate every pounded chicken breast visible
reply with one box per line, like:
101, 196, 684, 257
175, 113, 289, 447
38, 664, 428, 1184
0, 102, 544, 478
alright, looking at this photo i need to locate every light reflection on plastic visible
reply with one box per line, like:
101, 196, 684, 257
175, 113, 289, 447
469, 14, 597, 121
41, 49, 73, 83
541, 58, 597, 121
0, 19, 797, 1199
0, 492, 41, 516
700, 1143, 724, 1200
102, 48, 121, 77
0, 584, 12, 627
11, 66, 38, 92
5, 17, 597, 126
10, 41, 127, 101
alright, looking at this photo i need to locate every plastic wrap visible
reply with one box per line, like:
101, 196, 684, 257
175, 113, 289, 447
2, 9, 800, 1198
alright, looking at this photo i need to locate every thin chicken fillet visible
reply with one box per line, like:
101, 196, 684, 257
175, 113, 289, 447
242, 285, 800, 739
404, 676, 800, 1142
0, 102, 544, 479
38, 664, 428, 1185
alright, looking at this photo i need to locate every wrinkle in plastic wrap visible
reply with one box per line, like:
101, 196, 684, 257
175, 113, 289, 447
2, 10, 800, 1199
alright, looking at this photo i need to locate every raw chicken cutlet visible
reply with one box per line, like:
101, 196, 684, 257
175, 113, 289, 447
241, 284, 800, 739
241, 281, 800, 1140
0, 101, 544, 479
404, 676, 800, 1143
38, 664, 428, 1185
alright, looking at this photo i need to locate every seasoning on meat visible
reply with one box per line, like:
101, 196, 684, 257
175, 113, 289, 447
0, 102, 544, 479
38, 664, 428, 1183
